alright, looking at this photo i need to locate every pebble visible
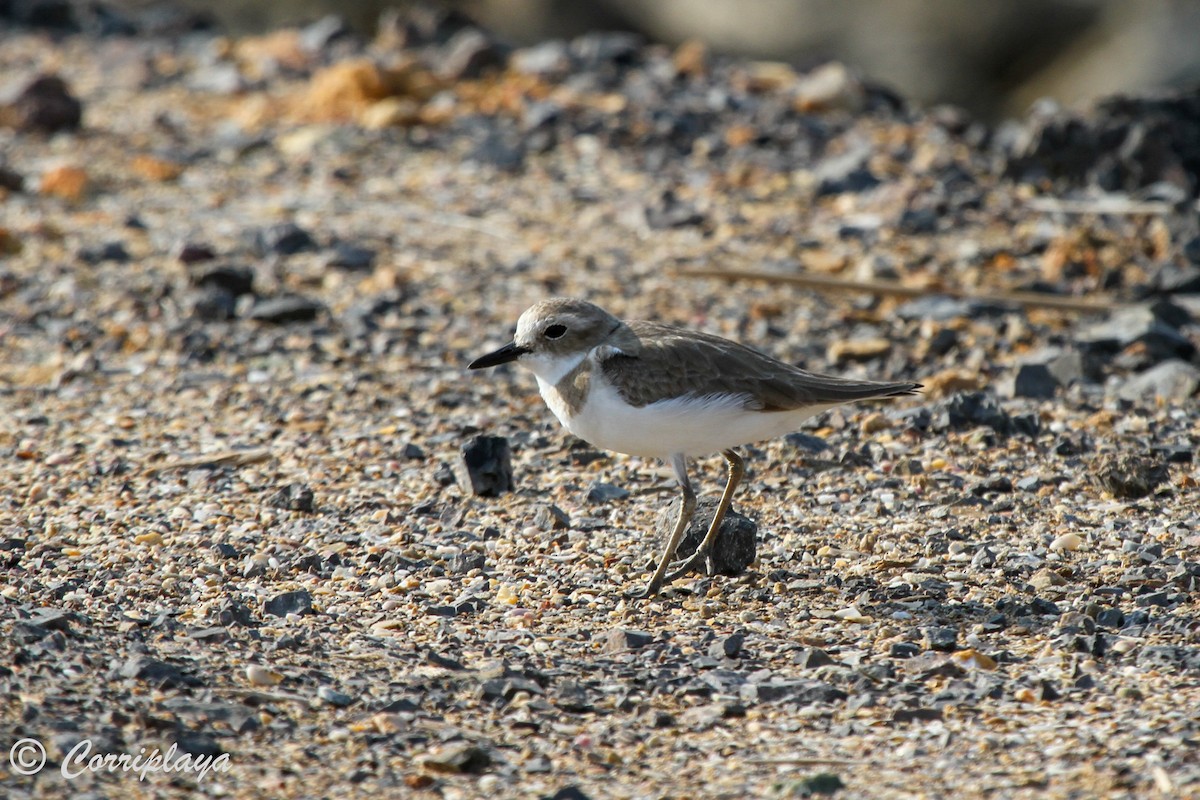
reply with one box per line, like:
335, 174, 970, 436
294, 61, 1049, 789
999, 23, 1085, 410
316, 686, 354, 707
1049, 533, 1083, 552
245, 665, 283, 686
264, 589, 314, 617
654, 496, 756, 577
455, 435, 515, 497
585, 481, 629, 503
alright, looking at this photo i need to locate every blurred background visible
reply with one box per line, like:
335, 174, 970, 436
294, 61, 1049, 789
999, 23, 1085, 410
108, 0, 1200, 119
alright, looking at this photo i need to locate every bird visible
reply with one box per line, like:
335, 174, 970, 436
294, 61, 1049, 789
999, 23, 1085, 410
468, 298, 921, 598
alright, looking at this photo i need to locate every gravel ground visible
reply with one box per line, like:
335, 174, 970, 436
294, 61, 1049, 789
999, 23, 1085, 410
2, 9, 1199, 800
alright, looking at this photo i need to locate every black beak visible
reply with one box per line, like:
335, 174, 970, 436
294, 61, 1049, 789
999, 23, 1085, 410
468, 341, 529, 369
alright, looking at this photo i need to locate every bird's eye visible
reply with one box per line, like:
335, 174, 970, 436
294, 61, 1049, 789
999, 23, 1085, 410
545, 324, 567, 339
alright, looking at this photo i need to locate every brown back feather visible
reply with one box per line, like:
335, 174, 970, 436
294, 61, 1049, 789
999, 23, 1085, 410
600, 321, 921, 411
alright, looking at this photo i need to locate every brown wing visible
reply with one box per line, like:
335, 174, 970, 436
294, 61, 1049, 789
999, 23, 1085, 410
600, 321, 921, 411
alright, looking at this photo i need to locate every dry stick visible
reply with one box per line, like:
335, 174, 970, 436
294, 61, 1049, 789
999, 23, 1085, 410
680, 268, 1120, 313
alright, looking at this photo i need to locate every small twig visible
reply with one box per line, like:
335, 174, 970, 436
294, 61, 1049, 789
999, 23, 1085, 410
143, 447, 272, 476
679, 268, 1118, 313
745, 757, 865, 766
1026, 196, 1188, 216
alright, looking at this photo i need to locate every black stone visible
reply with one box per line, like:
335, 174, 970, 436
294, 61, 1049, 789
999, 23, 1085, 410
175, 241, 217, 264
455, 435, 514, 497
264, 589, 313, 617
255, 222, 317, 255
1091, 452, 1169, 499
925, 627, 959, 652
603, 628, 654, 653
653, 495, 758, 578
324, 242, 376, 271
119, 656, 197, 688
267, 483, 315, 512
193, 264, 254, 295
794, 646, 836, 669
709, 633, 745, 659
77, 241, 129, 264
890, 641, 921, 659
246, 295, 324, 324
10, 73, 82, 133
450, 552, 486, 574
585, 481, 629, 503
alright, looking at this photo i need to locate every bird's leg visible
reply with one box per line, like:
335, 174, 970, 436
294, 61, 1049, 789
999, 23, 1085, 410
663, 449, 744, 583
634, 453, 696, 599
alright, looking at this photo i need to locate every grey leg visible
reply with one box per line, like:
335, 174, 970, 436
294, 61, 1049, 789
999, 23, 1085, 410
635, 453, 696, 598
662, 449, 744, 584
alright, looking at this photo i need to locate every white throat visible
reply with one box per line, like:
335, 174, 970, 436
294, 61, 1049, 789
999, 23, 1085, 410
523, 348, 589, 385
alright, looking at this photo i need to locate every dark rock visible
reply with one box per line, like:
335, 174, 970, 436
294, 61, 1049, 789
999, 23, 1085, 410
1078, 302, 1195, 367
937, 391, 1017, 435
742, 680, 847, 705
1004, 347, 1086, 398
1015, 476, 1042, 492
119, 656, 196, 688
1137, 645, 1200, 673
0, 164, 24, 191
896, 206, 939, 234
190, 288, 238, 321
402, 442, 426, 460
890, 641, 920, 659
450, 552, 486, 574
193, 264, 254, 295
175, 241, 217, 264
794, 646, 836, 669
891, 707, 943, 723
644, 189, 705, 229
172, 730, 223, 758
455, 435, 514, 497
323, 242, 376, 271
785, 432, 831, 453
709, 633, 745, 659
1003, 89, 1200, 197
1118, 360, 1200, 403
247, 295, 324, 324
470, 130, 526, 171
187, 626, 228, 642
925, 627, 959, 652
655, 495, 757, 577
972, 476, 1013, 495
317, 686, 354, 707
1184, 235, 1200, 265
796, 773, 846, 796
586, 481, 629, 503
1095, 608, 1125, 629
544, 787, 592, 800
216, 598, 257, 627
266, 483, 315, 512
264, 589, 313, 618
1091, 452, 1170, 499
532, 503, 571, 530
603, 628, 654, 653
77, 241, 129, 264
8, 73, 82, 133
552, 681, 592, 713
255, 222, 317, 256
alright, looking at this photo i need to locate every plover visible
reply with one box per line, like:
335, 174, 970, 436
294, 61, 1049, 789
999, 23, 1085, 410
469, 298, 921, 598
